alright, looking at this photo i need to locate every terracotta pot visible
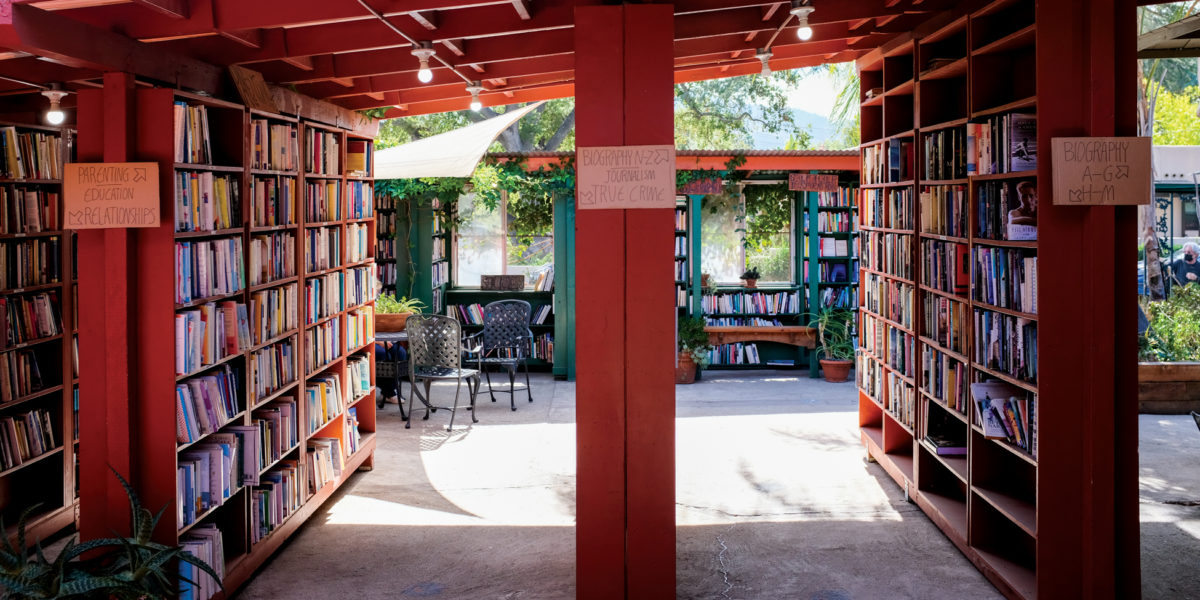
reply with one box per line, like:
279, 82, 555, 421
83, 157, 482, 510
375, 312, 412, 333
701, 274, 711, 288
676, 351, 697, 384
819, 358, 853, 383
742, 279, 758, 289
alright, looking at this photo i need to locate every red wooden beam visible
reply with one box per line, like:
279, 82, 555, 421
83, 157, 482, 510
511, 0, 529, 20
409, 11, 438, 30
130, 0, 188, 19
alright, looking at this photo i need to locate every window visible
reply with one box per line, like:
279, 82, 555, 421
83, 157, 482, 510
700, 187, 794, 284
454, 190, 554, 288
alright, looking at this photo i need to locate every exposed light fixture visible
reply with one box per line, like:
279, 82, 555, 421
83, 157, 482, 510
756, 49, 773, 77
466, 81, 484, 111
411, 41, 436, 84
41, 84, 67, 126
791, 0, 815, 41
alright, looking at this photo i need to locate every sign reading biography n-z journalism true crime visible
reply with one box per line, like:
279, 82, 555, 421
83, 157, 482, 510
63, 162, 161, 229
576, 145, 676, 210
1050, 137, 1151, 205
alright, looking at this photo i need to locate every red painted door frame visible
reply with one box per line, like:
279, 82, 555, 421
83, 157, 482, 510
574, 5, 676, 599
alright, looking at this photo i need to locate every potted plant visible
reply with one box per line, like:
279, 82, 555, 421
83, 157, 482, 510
677, 315, 712, 384
375, 294, 424, 332
810, 309, 856, 383
741, 267, 761, 289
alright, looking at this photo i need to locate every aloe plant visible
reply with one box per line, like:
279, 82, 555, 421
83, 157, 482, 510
375, 294, 425, 315
809, 309, 856, 361
0, 468, 221, 599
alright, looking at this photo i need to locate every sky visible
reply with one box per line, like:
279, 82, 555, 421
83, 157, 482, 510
785, 67, 839, 120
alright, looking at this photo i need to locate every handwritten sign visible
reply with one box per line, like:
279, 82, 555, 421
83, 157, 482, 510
1051, 137, 1151, 205
788, 173, 840, 193
229, 65, 279, 114
63, 162, 160, 229
577, 144, 675, 210
678, 177, 723, 195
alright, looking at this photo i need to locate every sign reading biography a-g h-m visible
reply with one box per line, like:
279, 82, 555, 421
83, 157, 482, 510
577, 144, 676, 210
1051, 137, 1151, 205
63, 162, 161, 229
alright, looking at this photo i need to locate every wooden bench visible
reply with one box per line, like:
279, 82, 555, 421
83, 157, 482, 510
704, 326, 818, 349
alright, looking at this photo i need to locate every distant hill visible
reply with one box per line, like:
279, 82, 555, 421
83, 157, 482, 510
748, 108, 839, 150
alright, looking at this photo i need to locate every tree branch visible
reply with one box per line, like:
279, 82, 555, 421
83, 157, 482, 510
541, 108, 575, 151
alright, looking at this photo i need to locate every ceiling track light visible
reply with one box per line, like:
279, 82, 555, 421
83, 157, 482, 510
465, 81, 485, 111
41, 84, 67, 126
790, 0, 815, 41
411, 41, 437, 84
755, 49, 773, 77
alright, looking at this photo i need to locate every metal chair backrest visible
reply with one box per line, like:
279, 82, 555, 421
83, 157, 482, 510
482, 300, 532, 355
406, 314, 463, 371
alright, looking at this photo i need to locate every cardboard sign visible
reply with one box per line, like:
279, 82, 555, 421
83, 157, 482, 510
678, 177, 723, 195
1051, 137, 1151, 205
229, 65, 279, 114
788, 172, 840, 193
577, 144, 676, 210
63, 162, 160, 229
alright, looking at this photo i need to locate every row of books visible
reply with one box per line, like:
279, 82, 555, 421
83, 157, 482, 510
920, 239, 969, 295
811, 211, 854, 233
248, 232, 295, 288
922, 294, 968, 356
250, 338, 295, 402
347, 182, 373, 220
919, 185, 967, 238
707, 342, 761, 365
0, 188, 58, 233
377, 211, 397, 240
432, 261, 449, 288
676, 287, 688, 309
175, 171, 240, 233
175, 301, 251, 375
883, 323, 914, 378
345, 406, 363, 456
377, 195, 397, 211
175, 238, 245, 305
348, 355, 372, 402
1, 237, 61, 291
306, 130, 340, 176
346, 266, 374, 309
532, 266, 554, 292
921, 346, 968, 415
862, 137, 915, 185
305, 272, 342, 324
305, 317, 341, 372
174, 103, 214, 165
347, 223, 370, 263
858, 352, 882, 402
675, 258, 687, 281
247, 397, 299, 475
701, 290, 801, 315
862, 188, 913, 230
0, 407, 56, 470
179, 525, 224, 600
807, 238, 855, 258
812, 286, 858, 310
817, 188, 854, 208
886, 371, 916, 430
305, 227, 340, 272
308, 436, 344, 492
431, 237, 446, 261
377, 238, 396, 261
0, 348, 50, 403
0, 128, 62, 180
674, 207, 688, 231
250, 119, 299, 172
305, 374, 344, 434
346, 140, 372, 177
377, 263, 396, 288
861, 313, 882, 360
674, 236, 687, 256
2, 291, 60, 347
861, 231, 913, 280
973, 247, 1037, 314
863, 272, 914, 329
251, 176, 296, 228
250, 284, 298, 344
923, 127, 967, 181
976, 179, 1038, 241
974, 309, 1038, 383
306, 181, 341, 223
347, 308, 373, 351
802, 261, 857, 284
971, 381, 1037, 457
250, 460, 303, 545
178, 434, 238, 528
970, 113, 1037, 175
532, 333, 553, 361
175, 365, 242, 444
705, 317, 783, 326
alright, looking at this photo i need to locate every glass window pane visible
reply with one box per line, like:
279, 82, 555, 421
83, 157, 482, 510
455, 192, 503, 287
701, 194, 744, 284
505, 192, 555, 287
745, 188, 793, 283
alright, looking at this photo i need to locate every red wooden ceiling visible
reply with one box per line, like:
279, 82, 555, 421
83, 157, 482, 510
0, 0, 1161, 118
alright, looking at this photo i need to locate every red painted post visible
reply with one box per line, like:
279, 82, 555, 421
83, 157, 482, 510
574, 5, 676, 598
76, 72, 137, 540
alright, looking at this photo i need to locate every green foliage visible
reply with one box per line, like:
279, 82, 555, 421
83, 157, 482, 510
809, 309, 856, 361
1141, 285, 1200, 361
743, 184, 791, 252
375, 294, 425, 315
0, 469, 221, 600
375, 100, 576, 153
747, 246, 791, 282
740, 267, 761, 281
674, 70, 811, 149
1152, 87, 1200, 145
677, 315, 712, 367
1140, 3, 1200, 94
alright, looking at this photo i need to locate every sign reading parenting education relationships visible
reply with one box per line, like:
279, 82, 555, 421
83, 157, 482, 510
63, 162, 160, 228
577, 144, 675, 209
1051, 137, 1151, 205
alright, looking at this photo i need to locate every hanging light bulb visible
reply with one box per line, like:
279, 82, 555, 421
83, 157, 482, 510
466, 82, 485, 112
756, 49, 773, 77
41, 85, 67, 126
411, 42, 436, 84
790, 1, 815, 41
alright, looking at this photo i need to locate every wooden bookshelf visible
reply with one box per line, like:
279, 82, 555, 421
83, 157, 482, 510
858, 3, 1041, 598
0, 120, 78, 548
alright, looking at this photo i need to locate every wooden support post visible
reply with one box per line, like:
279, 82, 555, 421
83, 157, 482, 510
574, 5, 675, 598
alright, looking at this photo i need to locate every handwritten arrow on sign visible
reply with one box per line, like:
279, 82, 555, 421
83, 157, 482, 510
1116, 164, 1130, 179
133, 168, 148, 183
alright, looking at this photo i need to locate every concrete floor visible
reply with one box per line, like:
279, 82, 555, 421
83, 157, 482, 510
231, 372, 1200, 600
1140, 413, 1200, 600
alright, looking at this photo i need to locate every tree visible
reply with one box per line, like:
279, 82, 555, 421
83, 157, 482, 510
1153, 87, 1200, 145
375, 98, 576, 152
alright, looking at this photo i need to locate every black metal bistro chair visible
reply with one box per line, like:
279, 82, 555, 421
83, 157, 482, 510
405, 314, 481, 431
375, 331, 410, 418
466, 299, 535, 411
